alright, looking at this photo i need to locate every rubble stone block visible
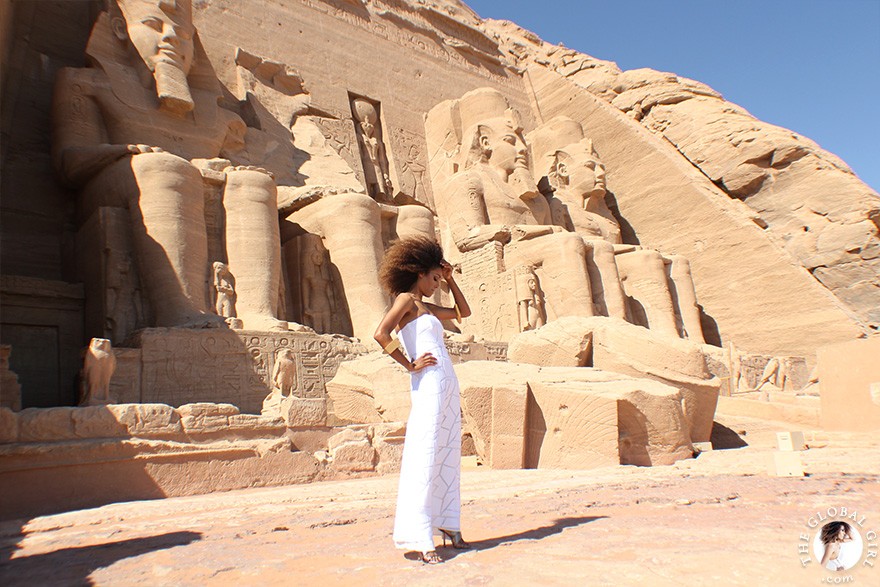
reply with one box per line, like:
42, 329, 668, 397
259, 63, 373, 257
18, 407, 77, 442
508, 320, 592, 367
526, 381, 619, 470
177, 403, 239, 434
770, 451, 804, 477
0, 407, 18, 444
227, 413, 286, 432
331, 442, 377, 472
328, 427, 370, 452
177, 403, 240, 417
71, 406, 129, 439
283, 397, 327, 428
326, 353, 411, 424
491, 434, 526, 469
776, 431, 806, 451
456, 362, 693, 469
612, 387, 692, 466
106, 404, 182, 437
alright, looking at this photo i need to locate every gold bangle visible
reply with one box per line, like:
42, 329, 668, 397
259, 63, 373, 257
454, 303, 462, 324
382, 338, 401, 354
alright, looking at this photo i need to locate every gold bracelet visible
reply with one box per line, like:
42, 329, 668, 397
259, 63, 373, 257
454, 303, 462, 324
382, 338, 401, 354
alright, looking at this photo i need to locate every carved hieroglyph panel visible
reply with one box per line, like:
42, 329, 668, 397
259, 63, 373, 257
456, 242, 519, 341
135, 328, 367, 413
388, 126, 434, 209
313, 117, 365, 188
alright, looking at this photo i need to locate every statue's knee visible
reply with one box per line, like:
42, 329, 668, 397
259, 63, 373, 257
397, 204, 435, 238
224, 166, 276, 195
667, 255, 692, 274
587, 239, 615, 259
330, 192, 380, 222
130, 152, 201, 196
554, 232, 587, 258
130, 151, 195, 177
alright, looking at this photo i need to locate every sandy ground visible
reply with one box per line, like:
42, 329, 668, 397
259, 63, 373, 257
1, 415, 878, 587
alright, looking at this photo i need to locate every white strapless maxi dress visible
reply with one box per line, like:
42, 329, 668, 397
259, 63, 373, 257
392, 312, 462, 551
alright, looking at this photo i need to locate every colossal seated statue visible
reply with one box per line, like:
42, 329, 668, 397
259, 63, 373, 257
529, 117, 705, 342
52, 0, 285, 333
427, 88, 596, 320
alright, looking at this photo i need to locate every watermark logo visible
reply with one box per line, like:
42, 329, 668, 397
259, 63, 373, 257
797, 507, 877, 583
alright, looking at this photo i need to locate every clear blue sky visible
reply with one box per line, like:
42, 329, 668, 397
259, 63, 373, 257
465, 0, 880, 192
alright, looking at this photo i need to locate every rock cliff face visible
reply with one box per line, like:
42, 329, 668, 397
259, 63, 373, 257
482, 18, 880, 330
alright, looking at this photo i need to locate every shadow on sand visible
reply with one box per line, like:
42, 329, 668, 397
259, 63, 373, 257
424, 515, 606, 561
710, 421, 749, 450
0, 530, 202, 587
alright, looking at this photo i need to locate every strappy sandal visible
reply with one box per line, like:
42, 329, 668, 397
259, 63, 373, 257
439, 528, 471, 549
420, 550, 443, 564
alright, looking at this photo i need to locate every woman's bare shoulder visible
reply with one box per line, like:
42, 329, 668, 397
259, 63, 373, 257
394, 292, 417, 307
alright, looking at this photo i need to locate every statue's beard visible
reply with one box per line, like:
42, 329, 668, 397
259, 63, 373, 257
510, 166, 539, 201
154, 60, 194, 115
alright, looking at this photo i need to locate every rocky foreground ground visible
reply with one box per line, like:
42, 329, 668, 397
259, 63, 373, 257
1, 415, 878, 587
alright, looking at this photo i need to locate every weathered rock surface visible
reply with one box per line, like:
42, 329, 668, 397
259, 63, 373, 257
326, 352, 411, 424
507, 319, 592, 367
484, 18, 880, 330
524, 64, 865, 357
455, 361, 695, 468
509, 317, 719, 443
326, 350, 705, 468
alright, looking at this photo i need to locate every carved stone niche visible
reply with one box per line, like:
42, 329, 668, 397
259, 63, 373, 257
282, 233, 353, 337
349, 93, 393, 203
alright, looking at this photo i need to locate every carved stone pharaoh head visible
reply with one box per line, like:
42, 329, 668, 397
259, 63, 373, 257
111, 0, 196, 114
457, 88, 538, 199
530, 116, 607, 201
551, 139, 606, 199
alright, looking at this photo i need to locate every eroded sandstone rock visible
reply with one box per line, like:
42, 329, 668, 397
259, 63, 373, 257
326, 353, 411, 424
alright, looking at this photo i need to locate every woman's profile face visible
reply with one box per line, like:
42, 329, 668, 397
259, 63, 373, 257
416, 268, 443, 297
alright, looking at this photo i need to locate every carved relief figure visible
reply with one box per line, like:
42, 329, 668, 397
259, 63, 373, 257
52, 0, 285, 332
272, 348, 297, 396
427, 88, 596, 320
300, 238, 336, 334
516, 267, 547, 332
212, 261, 236, 318
758, 357, 787, 391
352, 97, 393, 201
0, 345, 22, 412
105, 248, 144, 342
80, 338, 117, 406
515, 267, 546, 332
390, 127, 433, 207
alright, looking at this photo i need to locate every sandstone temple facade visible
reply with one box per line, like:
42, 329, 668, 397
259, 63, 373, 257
1, 0, 877, 518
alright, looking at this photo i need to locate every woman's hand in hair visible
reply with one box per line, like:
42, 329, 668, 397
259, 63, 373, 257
439, 260, 454, 282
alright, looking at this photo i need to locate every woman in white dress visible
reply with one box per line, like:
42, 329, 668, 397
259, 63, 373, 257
373, 236, 472, 564
820, 521, 853, 571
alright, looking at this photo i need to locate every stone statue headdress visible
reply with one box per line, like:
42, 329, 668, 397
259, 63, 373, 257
425, 87, 526, 194
87, 0, 217, 113
527, 117, 600, 190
